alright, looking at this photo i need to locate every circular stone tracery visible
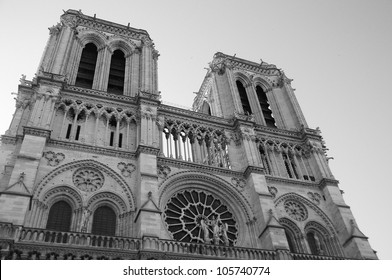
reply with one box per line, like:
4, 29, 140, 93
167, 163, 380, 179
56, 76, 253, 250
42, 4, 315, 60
284, 200, 308, 221
72, 167, 104, 192
164, 190, 238, 245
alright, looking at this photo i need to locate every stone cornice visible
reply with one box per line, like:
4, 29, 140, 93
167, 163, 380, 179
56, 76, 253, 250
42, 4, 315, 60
47, 139, 136, 159
36, 72, 66, 87
157, 157, 242, 177
214, 52, 281, 77
319, 178, 340, 188
136, 145, 160, 157
64, 85, 137, 105
255, 124, 302, 140
265, 175, 319, 187
23, 126, 51, 140
64, 9, 150, 41
243, 165, 265, 178
0, 135, 18, 145
159, 104, 232, 128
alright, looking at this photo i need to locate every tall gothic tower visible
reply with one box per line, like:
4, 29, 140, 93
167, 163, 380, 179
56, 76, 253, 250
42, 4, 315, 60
0, 10, 376, 260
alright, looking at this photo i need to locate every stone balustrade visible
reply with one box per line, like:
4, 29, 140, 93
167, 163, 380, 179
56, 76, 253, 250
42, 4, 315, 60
0, 223, 348, 260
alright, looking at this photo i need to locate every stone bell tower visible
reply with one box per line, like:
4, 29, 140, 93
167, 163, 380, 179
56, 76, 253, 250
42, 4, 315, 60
0, 9, 161, 240
192, 52, 377, 259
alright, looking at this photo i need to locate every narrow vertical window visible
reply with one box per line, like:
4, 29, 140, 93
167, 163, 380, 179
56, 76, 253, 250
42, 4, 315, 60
236, 81, 252, 115
107, 50, 125, 94
118, 133, 123, 148
75, 125, 81, 141
75, 43, 98, 89
110, 131, 114, 146
46, 201, 72, 232
283, 153, 293, 178
65, 124, 72, 139
259, 146, 271, 174
256, 86, 276, 128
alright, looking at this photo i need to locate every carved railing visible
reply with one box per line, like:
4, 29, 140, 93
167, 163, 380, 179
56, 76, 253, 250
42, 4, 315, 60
0, 223, 349, 260
17, 228, 141, 251
154, 238, 276, 260
290, 252, 347, 260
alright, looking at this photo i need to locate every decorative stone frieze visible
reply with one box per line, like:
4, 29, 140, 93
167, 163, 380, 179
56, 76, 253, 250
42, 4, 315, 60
23, 126, 51, 139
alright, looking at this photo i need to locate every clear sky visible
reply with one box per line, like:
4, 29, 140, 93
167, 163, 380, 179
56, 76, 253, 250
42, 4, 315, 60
0, 0, 391, 259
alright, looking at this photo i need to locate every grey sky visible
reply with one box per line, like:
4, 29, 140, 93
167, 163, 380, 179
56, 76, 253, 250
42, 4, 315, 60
0, 0, 391, 259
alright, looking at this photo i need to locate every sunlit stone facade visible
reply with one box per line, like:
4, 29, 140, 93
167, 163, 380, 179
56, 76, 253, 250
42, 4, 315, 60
0, 10, 377, 260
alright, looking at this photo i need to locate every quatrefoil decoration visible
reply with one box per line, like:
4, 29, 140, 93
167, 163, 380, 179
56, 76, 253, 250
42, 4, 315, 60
117, 162, 136, 177
43, 151, 65, 166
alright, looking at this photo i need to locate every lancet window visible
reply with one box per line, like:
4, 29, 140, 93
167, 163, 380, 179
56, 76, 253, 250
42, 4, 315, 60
75, 43, 98, 89
107, 49, 126, 95
162, 119, 231, 169
256, 85, 276, 128
236, 81, 252, 115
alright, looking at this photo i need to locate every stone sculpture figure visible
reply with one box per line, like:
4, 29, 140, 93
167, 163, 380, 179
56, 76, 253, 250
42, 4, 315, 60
80, 209, 91, 232
221, 222, 229, 246
200, 219, 210, 244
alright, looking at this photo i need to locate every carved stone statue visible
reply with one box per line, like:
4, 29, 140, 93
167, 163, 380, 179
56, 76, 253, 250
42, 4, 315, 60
220, 222, 229, 246
210, 216, 220, 245
200, 219, 210, 244
80, 209, 91, 232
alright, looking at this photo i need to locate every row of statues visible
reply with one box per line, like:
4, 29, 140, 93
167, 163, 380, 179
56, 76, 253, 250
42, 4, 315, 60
200, 216, 230, 246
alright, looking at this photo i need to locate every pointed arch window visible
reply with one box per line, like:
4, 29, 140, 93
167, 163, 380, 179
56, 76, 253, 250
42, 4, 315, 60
259, 145, 271, 175
46, 201, 72, 232
256, 86, 276, 127
236, 81, 252, 115
75, 43, 98, 89
91, 206, 116, 236
107, 49, 125, 95
282, 152, 299, 179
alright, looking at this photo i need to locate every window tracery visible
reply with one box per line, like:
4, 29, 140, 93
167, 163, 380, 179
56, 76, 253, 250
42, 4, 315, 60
162, 119, 230, 169
284, 200, 308, 221
164, 190, 238, 246
72, 167, 104, 192
256, 138, 315, 181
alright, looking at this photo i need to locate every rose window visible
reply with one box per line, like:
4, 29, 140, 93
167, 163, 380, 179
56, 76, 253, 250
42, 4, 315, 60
164, 190, 238, 246
73, 168, 104, 192
284, 200, 308, 221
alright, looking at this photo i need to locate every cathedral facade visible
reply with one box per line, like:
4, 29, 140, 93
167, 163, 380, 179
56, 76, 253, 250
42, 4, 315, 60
0, 10, 377, 260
